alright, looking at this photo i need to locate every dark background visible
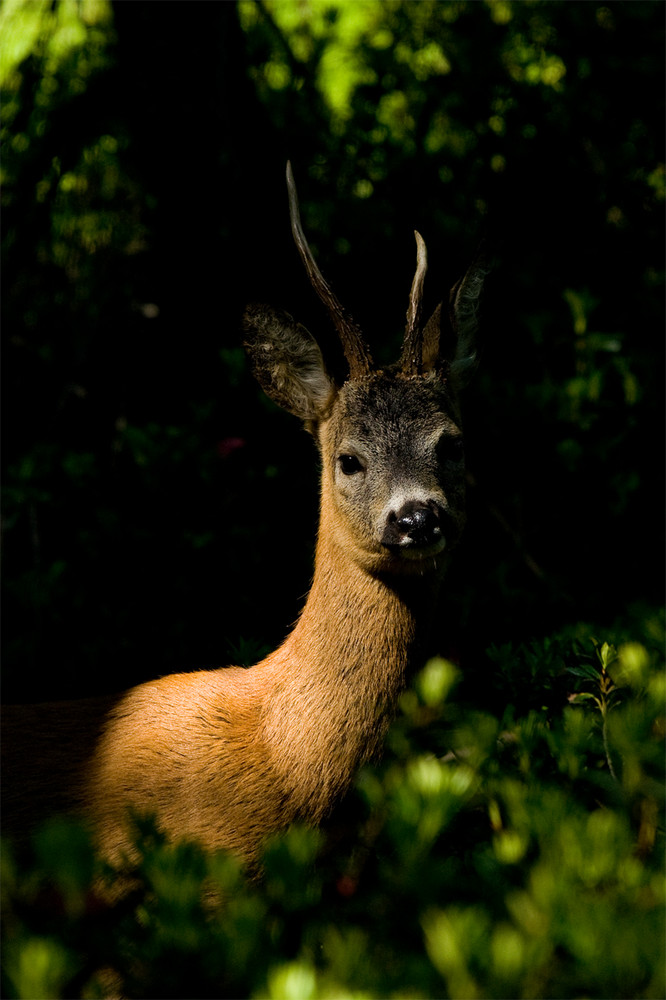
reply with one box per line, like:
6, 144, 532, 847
2, 0, 664, 703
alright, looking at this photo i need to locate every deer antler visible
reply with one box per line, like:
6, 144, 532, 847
286, 162, 373, 379
401, 231, 428, 375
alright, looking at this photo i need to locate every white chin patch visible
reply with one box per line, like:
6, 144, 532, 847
398, 536, 447, 561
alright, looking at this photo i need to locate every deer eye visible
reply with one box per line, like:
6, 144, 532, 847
438, 435, 464, 464
339, 454, 364, 476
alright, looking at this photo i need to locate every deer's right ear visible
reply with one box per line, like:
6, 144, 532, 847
243, 304, 335, 421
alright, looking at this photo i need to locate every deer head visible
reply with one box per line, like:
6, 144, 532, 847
243, 163, 486, 577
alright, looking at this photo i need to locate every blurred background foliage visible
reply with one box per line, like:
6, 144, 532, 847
1, 1, 664, 997
2, 0, 664, 699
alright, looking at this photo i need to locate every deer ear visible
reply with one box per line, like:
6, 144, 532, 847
243, 304, 335, 421
447, 248, 488, 385
422, 249, 487, 386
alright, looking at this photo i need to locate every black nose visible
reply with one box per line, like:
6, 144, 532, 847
382, 501, 443, 549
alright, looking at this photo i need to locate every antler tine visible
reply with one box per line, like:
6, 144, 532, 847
286, 162, 373, 379
401, 231, 428, 375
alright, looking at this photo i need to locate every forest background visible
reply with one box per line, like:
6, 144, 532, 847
2, 0, 664, 697
1, 2, 664, 999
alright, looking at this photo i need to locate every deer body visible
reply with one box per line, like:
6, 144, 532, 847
2, 165, 485, 868
86, 538, 431, 865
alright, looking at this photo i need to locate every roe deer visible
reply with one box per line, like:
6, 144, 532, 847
1, 164, 486, 869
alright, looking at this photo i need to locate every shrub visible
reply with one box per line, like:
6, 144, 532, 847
2, 624, 664, 999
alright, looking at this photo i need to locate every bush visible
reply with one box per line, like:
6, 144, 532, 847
2, 624, 663, 999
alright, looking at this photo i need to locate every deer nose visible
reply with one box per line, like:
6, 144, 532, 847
382, 500, 444, 550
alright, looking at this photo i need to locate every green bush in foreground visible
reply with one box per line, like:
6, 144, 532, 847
2, 626, 664, 999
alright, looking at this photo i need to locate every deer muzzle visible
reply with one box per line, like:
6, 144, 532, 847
380, 499, 448, 558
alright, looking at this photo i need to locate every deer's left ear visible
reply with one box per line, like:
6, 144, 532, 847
422, 247, 488, 386
243, 304, 335, 422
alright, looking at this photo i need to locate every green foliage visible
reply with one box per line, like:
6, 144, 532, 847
0, 0, 112, 92
1, 5, 664, 994
3, 627, 664, 999
1, 0, 130, 284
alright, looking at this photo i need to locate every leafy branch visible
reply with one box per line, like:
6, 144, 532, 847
568, 640, 621, 780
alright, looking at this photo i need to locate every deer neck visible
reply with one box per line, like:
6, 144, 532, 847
293, 529, 438, 681
261, 507, 442, 820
